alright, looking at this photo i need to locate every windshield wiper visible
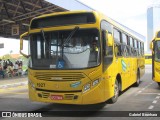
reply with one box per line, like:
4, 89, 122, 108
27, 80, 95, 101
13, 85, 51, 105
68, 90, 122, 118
41, 29, 48, 47
62, 26, 79, 47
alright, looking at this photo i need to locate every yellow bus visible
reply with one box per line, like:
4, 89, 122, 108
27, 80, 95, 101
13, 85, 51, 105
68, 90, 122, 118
145, 54, 152, 64
150, 30, 160, 87
20, 11, 145, 104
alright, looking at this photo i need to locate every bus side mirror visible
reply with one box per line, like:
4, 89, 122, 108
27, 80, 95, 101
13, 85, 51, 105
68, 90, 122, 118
107, 33, 113, 46
20, 32, 29, 58
20, 32, 28, 50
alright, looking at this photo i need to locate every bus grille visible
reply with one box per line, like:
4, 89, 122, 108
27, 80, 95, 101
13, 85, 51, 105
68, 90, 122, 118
34, 72, 85, 81
42, 92, 50, 98
64, 94, 74, 100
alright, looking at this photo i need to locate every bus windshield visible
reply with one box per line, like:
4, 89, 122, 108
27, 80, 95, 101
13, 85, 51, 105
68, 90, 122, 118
30, 28, 100, 69
155, 41, 160, 61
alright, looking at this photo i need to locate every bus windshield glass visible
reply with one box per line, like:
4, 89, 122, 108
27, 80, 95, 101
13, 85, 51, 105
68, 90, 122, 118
155, 41, 160, 61
30, 29, 100, 69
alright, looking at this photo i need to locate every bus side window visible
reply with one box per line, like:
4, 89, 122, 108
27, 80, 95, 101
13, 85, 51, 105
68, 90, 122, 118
121, 33, 130, 57
130, 47, 134, 56
128, 37, 132, 56
133, 39, 138, 56
141, 43, 144, 56
113, 29, 121, 43
121, 44, 129, 57
115, 43, 122, 56
122, 33, 128, 45
138, 41, 141, 56
127, 46, 131, 56
129, 37, 133, 47
114, 29, 122, 57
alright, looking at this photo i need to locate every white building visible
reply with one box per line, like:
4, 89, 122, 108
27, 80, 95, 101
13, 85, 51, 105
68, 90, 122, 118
147, 5, 160, 53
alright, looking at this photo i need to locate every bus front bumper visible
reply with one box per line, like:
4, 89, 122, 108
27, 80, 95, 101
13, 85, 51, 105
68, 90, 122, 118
28, 83, 105, 105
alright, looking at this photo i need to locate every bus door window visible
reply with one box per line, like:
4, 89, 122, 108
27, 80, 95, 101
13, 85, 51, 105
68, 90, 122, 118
101, 21, 113, 69
155, 41, 160, 60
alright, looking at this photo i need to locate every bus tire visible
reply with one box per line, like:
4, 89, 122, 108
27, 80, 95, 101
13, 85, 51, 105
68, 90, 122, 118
157, 82, 160, 87
134, 70, 140, 87
108, 79, 119, 104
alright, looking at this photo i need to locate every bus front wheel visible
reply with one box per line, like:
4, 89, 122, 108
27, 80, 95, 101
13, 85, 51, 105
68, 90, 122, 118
108, 79, 119, 104
157, 82, 160, 87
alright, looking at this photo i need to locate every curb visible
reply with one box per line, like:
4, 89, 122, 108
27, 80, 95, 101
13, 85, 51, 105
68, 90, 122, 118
0, 81, 28, 89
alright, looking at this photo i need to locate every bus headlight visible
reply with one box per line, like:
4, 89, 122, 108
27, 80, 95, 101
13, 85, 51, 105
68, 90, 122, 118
92, 79, 99, 86
83, 83, 91, 93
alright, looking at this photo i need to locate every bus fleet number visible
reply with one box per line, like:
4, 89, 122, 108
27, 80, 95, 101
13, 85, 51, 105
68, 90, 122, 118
37, 83, 45, 87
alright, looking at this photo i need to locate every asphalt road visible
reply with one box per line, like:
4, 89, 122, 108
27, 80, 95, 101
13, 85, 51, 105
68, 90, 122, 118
0, 65, 160, 119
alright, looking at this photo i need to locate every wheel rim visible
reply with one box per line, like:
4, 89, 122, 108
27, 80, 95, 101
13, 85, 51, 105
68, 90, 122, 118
114, 82, 119, 98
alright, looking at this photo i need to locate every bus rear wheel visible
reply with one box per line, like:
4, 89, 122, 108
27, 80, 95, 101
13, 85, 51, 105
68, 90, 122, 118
157, 82, 160, 87
134, 70, 140, 87
108, 79, 119, 104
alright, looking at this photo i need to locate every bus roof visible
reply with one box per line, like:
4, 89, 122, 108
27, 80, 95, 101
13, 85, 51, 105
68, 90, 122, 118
97, 12, 144, 42
31, 10, 144, 42
31, 10, 90, 20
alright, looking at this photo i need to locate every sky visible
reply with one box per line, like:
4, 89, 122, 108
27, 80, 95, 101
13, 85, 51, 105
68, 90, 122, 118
78, 0, 155, 36
0, 0, 160, 56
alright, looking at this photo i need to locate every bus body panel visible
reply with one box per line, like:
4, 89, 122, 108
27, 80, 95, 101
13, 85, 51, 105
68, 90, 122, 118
21, 11, 145, 104
28, 65, 116, 104
151, 33, 160, 84
139, 57, 145, 78
145, 54, 152, 64
153, 61, 160, 82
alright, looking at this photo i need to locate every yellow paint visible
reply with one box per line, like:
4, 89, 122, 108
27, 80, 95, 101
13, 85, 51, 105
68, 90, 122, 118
145, 54, 152, 64
150, 30, 160, 83
21, 11, 145, 104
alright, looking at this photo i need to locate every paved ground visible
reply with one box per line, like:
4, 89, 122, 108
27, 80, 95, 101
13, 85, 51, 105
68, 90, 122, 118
0, 76, 27, 88
0, 65, 160, 120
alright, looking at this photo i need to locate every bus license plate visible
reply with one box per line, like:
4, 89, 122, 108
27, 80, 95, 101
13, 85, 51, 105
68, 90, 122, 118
50, 95, 63, 100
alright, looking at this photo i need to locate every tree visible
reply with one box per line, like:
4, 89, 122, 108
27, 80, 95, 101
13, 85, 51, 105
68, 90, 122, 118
2, 54, 12, 60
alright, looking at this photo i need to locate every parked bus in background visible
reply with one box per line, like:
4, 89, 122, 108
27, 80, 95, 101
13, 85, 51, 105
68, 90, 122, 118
150, 30, 160, 87
20, 11, 145, 104
145, 54, 152, 64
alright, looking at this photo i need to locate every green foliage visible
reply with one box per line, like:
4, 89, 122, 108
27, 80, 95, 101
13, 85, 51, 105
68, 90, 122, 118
2, 54, 12, 60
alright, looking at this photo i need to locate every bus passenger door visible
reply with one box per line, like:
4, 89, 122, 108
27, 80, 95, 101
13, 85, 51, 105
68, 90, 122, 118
126, 46, 133, 85
114, 43, 129, 89
153, 40, 160, 82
